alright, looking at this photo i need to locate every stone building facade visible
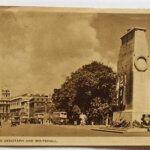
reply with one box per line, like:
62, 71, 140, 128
10, 96, 22, 117
10, 94, 33, 122
0, 90, 10, 120
10, 93, 51, 123
29, 94, 51, 123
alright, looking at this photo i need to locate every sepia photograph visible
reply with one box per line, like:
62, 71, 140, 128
0, 6, 150, 146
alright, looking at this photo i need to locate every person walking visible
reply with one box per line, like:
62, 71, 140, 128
80, 113, 87, 126
0, 119, 2, 128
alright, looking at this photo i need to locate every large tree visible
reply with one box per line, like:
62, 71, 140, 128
52, 61, 116, 124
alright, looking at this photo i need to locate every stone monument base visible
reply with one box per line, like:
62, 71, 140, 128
92, 126, 147, 133
113, 110, 148, 124
126, 128, 147, 132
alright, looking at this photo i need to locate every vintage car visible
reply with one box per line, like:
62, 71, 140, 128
20, 118, 29, 124
29, 118, 41, 124
11, 116, 20, 126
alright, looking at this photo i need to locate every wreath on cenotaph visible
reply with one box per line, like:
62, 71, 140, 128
134, 55, 149, 72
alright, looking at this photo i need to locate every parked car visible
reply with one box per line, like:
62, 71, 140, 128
11, 116, 20, 126
29, 118, 40, 124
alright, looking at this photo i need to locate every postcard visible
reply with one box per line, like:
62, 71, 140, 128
0, 7, 150, 146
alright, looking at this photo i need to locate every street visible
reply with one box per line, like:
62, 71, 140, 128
1, 122, 150, 137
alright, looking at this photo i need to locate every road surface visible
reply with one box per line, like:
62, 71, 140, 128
0, 121, 150, 136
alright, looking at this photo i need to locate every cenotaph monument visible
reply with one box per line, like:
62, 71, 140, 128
113, 27, 150, 126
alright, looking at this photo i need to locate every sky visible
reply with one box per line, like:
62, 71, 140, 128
0, 7, 150, 96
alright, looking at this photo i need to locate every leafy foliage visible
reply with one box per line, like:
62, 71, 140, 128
52, 61, 117, 124
71, 105, 81, 124
46, 102, 56, 114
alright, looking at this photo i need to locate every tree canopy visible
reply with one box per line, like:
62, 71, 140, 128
52, 61, 117, 124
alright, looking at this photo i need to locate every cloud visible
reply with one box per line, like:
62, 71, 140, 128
28, 13, 102, 93
0, 10, 103, 96
2, 9, 149, 96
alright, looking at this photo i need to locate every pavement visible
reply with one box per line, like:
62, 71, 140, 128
91, 126, 148, 133
1, 121, 150, 136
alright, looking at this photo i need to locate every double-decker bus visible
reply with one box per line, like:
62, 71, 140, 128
52, 112, 68, 125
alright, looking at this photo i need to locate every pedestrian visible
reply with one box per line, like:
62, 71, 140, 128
0, 119, 2, 128
105, 114, 109, 126
80, 113, 87, 126
74, 120, 77, 126
91, 121, 94, 125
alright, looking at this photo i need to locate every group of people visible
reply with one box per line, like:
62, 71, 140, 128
73, 113, 87, 125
